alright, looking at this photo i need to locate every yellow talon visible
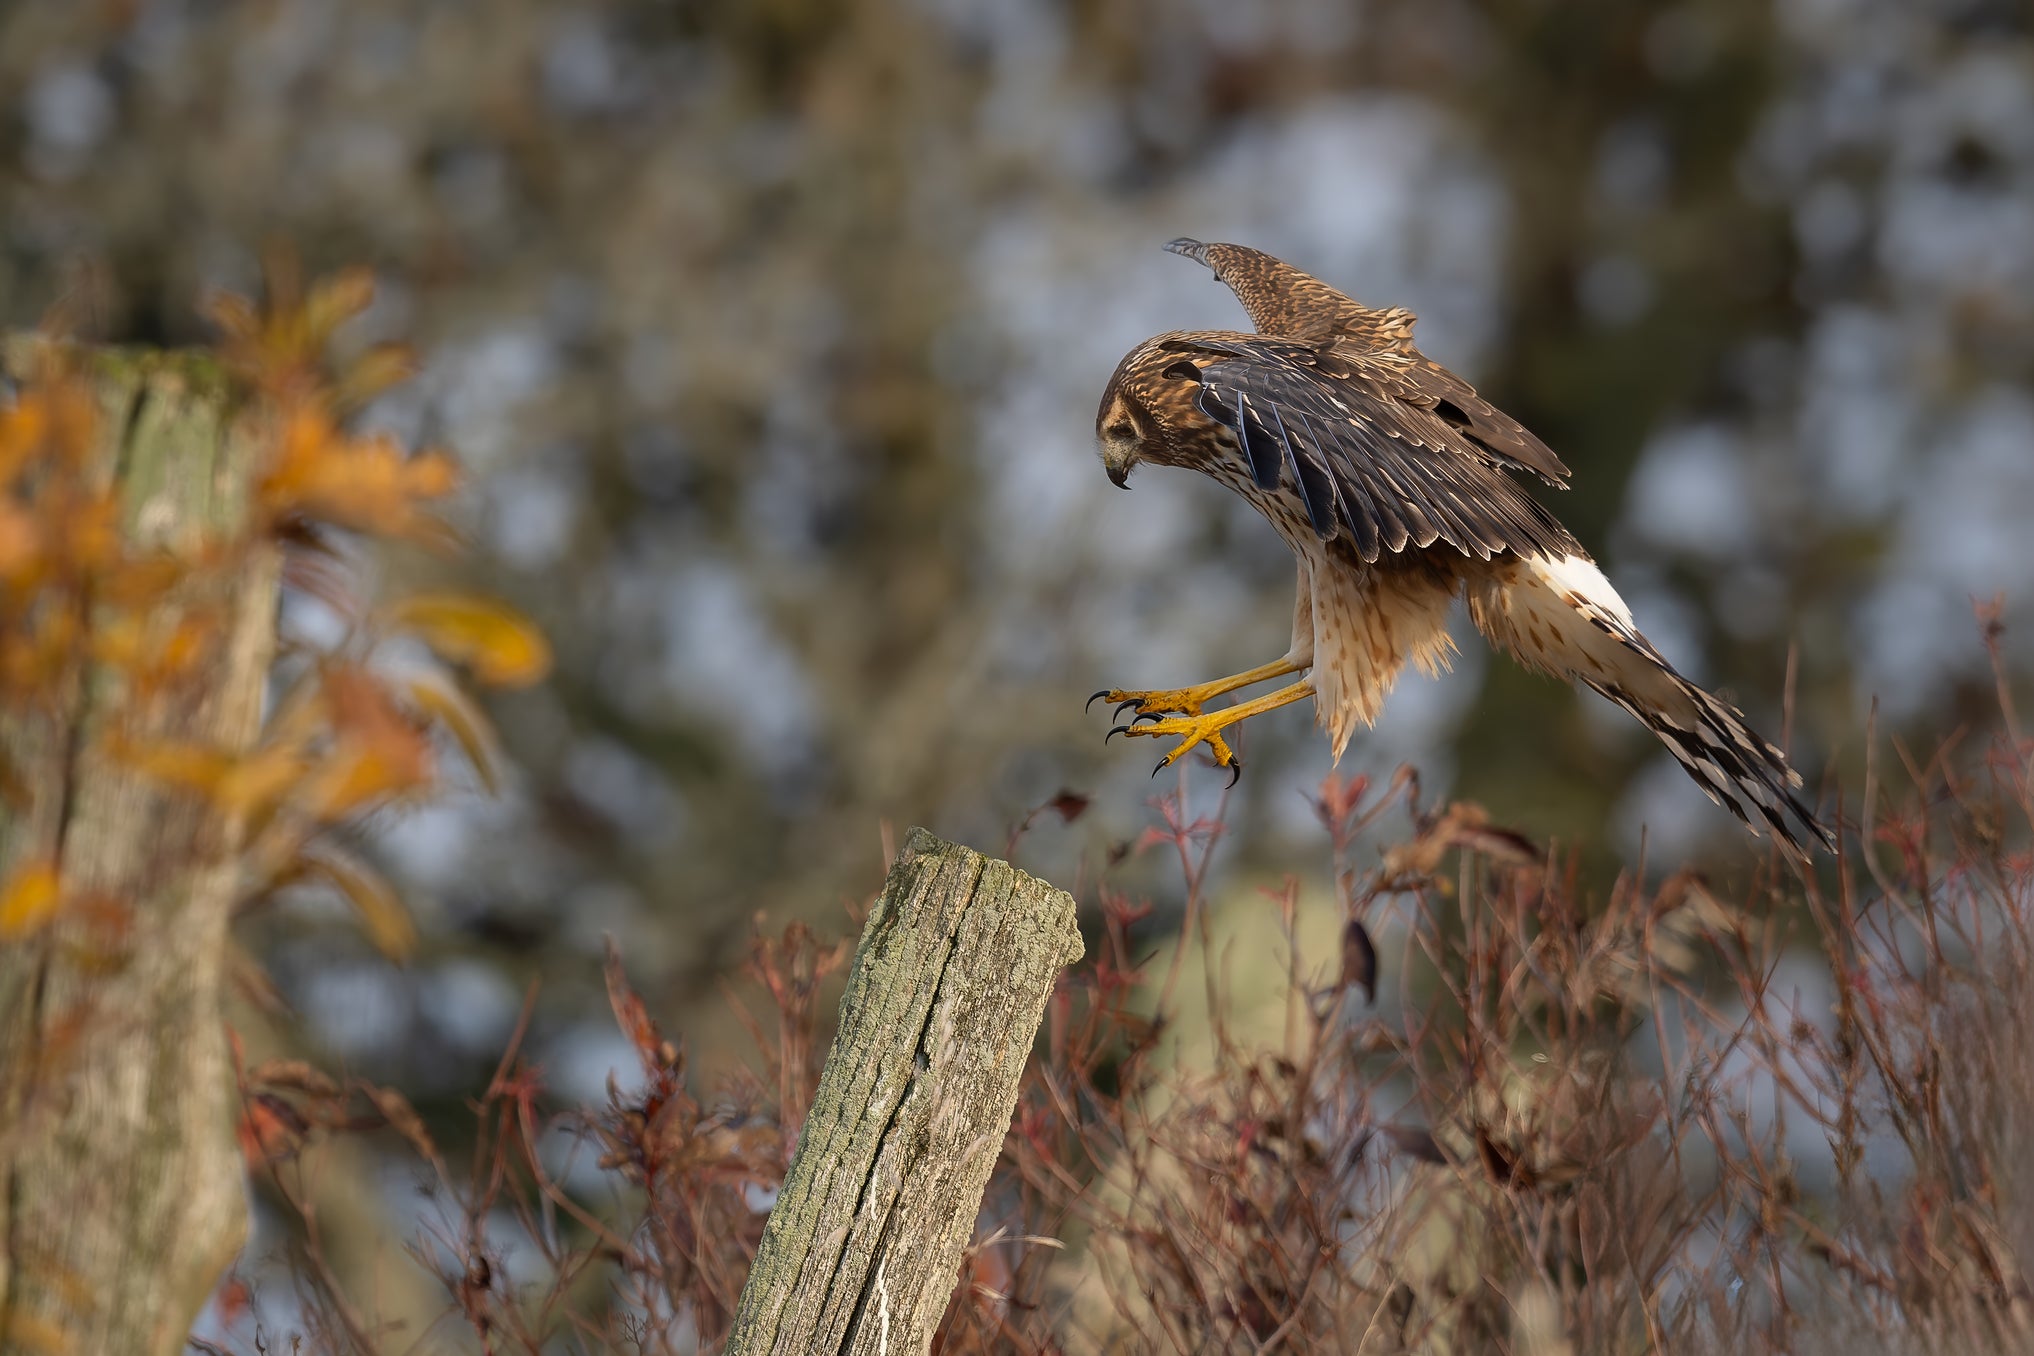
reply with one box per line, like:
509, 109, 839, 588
1101, 679, 1317, 777
1094, 685, 1214, 719
1089, 656, 1307, 720
1117, 711, 1241, 768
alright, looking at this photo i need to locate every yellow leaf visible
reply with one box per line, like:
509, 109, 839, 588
298, 845, 415, 961
388, 593, 551, 688
112, 738, 307, 819
0, 393, 51, 484
302, 665, 435, 817
114, 739, 234, 794
218, 745, 312, 818
95, 552, 196, 610
303, 744, 427, 820
1, 1310, 73, 1353
0, 502, 41, 585
259, 413, 462, 543
90, 615, 148, 672
0, 862, 61, 940
304, 267, 377, 340
334, 343, 419, 410
201, 291, 260, 347
404, 676, 504, 794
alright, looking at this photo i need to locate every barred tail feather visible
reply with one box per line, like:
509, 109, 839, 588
1585, 672, 1833, 857
1468, 552, 1834, 856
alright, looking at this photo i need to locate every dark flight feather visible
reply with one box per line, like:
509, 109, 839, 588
1265, 399, 1340, 539
1232, 391, 1286, 490
1167, 238, 1572, 488
1163, 335, 1579, 564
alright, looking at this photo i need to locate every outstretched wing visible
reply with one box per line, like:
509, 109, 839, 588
1167, 238, 1570, 488
1155, 334, 1580, 565
1166, 237, 1378, 343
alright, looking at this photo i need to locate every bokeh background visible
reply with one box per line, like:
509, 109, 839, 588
6, 0, 2034, 1326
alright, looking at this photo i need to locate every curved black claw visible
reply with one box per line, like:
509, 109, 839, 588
1132, 711, 1162, 726
1113, 698, 1141, 721
1107, 724, 1132, 743
1223, 760, 1244, 791
1086, 689, 1112, 713
1152, 758, 1168, 779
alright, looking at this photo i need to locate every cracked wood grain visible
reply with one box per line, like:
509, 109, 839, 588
724, 828, 1083, 1356
0, 341, 278, 1355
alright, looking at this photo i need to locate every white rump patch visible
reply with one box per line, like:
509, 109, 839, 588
1466, 552, 1689, 723
1532, 553, 1634, 629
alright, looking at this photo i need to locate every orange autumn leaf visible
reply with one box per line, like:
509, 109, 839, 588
113, 738, 309, 819
0, 392, 52, 484
298, 665, 435, 818
89, 615, 148, 671
0, 610, 80, 696
0, 1310, 72, 1355
202, 290, 261, 350
153, 616, 216, 681
0, 380, 95, 482
302, 267, 377, 342
208, 263, 378, 391
95, 550, 208, 610
258, 407, 461, 542
94, 612, 223, 697
223, 747, 314, 818
389, 593, 551, 688
0, 502, 41, 586
109, 739, 232, 795
41, 491, 122, 579
404, 675, 505, 794
0, 861, 61, 939
297, 843, 415, 961
237, 1091, 309, 1165
333, 342, 418, 412
302, 744, 430, 820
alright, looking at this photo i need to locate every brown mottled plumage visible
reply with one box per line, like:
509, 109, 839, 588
1092, 239, 1832, 855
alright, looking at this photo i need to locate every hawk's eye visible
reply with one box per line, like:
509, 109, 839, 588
1160, 360, 1202, 382
1106, 422, 1136, 440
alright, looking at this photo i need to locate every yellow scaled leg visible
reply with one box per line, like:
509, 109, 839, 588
1087, 656, 1305, 722
1109, 680, 1315, 783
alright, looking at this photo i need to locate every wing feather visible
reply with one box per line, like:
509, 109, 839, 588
1232, 391, 1286, 491
1166, 239, 1571, 486
1163, 335, 1579, 563
1295, 409, 1381, 561
1264, 400, 1340, 539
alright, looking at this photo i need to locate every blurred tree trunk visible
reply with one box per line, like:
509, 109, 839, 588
0, 343, 277, 1354
725, 828, 1082, 1356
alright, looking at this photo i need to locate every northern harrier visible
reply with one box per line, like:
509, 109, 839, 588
1091, 239, 1832, 855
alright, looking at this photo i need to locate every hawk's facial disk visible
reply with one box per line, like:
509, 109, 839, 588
1096, 391, 1147, 488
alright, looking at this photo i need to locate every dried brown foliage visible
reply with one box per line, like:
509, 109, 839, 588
198, 646, 2034, 1356
13, 239, 2019, 1356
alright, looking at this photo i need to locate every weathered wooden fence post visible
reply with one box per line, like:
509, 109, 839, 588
0, 343, 279, 1354
724, 827, 1083, 1356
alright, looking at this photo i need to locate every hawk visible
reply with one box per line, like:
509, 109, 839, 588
1091, 239, 1832, 855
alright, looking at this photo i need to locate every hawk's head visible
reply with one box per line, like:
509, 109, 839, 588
1094, 337, 1209, 488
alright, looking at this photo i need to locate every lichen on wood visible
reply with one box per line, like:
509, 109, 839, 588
0, 341, 278, 1356
724, 827, 1083, 1356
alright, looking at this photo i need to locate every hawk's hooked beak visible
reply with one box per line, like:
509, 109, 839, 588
1103, 445, 1136, 489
